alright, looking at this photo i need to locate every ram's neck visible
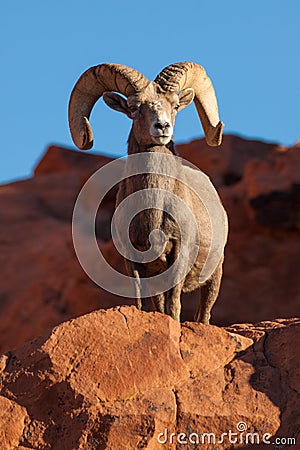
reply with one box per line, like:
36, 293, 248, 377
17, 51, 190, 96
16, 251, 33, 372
126, 129, 179, 187
124, 129, 179, 200
127, 130, 176, 156
124, 131, 179, 243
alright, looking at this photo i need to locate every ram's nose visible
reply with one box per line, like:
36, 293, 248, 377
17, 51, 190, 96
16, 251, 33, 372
154, 121, 171, 133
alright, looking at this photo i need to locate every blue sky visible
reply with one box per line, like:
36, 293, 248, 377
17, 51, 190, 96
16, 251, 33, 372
1, 1, 299, 183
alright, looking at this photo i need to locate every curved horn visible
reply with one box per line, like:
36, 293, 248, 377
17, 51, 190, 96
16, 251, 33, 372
68, 64, 149, 150
154, 62, 224, 146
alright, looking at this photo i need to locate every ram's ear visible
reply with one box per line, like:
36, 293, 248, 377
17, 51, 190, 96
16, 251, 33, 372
178, 88, 195, 111
103, 92, 131, 117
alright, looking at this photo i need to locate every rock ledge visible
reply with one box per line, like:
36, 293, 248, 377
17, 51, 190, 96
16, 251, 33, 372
0, 307, 299, 449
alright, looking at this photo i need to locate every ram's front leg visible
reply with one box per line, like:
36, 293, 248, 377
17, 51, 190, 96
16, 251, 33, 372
151, 293, 166, 315
124, 261, 143, 310
194, 255, 224, 324
132, 269, 142, 310
165, 282, 183, 322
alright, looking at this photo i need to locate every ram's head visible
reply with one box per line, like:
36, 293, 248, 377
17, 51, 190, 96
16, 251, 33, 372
68, 62, 224, 150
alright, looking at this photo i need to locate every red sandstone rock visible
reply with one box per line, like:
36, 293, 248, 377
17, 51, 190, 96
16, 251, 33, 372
0, 137, 300, 354
34, 144, 113, 176
0, 397, 28, 448
177, 134, 277, 187
0, 307, 299, 449
0, 164, 130, 352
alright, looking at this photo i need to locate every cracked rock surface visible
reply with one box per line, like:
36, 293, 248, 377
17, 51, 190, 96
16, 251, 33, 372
0, 307, 299, 449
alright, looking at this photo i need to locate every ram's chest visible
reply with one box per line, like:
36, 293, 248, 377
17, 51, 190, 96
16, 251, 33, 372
115, 169, 184, 272
128, 209, 178, 248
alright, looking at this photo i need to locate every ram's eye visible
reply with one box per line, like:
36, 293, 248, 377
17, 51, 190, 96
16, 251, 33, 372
129, 102, 141, 113
174, 104, 180, 111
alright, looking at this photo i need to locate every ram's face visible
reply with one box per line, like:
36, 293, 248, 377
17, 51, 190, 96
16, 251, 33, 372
128, 89, 180, 146
103, 83, 194, 147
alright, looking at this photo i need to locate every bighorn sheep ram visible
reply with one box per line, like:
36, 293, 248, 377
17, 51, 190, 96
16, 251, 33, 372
69, 62, 228, 323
